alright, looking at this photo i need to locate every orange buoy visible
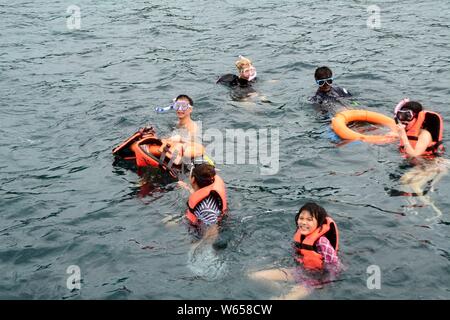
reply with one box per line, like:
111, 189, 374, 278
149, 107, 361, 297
331, 109, 397, 144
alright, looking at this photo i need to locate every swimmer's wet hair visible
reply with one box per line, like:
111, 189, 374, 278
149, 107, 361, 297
176, 94, 194, 106
235, 56, 253, 71
192, 163, 216, 188
401, 101, 423, 116
295, 202, 329, 228
315, 66, 332, 80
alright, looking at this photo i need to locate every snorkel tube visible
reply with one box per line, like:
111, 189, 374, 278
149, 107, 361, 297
154, 105, 173, 113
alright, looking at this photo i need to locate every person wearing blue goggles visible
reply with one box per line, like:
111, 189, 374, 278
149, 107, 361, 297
156, 94, 199, 143
309, 66, 352, 108
316, 77, 333, 87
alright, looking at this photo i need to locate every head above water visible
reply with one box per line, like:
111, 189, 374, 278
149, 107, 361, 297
190, 163, 216, 189
401, 101, 422, 114
174, 94, 194, 120
314, 66, 333, 93
294, 202, 328, 235
175, 94, 193, 106
397, 101, 423, 128
235, 55, 257, 81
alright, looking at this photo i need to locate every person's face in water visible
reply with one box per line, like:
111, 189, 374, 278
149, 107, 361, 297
175, 98, 192, 120
316, 72, 333, 93
297, 210, 319, 236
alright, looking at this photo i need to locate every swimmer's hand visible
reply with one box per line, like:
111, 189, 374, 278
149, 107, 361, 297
396, 123, 408, 143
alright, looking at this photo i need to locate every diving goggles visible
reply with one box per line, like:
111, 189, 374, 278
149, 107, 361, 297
155, 101, 192, 113
395, 109, 414, 122
316, 77, 333, 86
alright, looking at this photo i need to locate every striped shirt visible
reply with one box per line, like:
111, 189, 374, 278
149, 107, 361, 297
193, 195, 221, 226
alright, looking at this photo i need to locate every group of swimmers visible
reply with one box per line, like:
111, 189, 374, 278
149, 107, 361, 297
147, 55, 445, 299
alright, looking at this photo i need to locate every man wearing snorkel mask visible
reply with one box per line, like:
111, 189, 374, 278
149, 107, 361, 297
394, 99, 443, 158
172, 94, 198, 139
309, 66, 352, 108
155, 94, 199, 142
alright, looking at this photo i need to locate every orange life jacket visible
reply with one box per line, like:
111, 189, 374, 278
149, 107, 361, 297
400, 111, 444, 156
293, 217, 339, 270
185, 175, 227, 225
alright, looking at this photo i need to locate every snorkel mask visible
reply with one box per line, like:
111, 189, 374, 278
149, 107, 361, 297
393, 98, 413, 124
394, 98, 410, 115
396, 109, 414, 122
316, 77, 333, 86
240, 66, 257, 81
236, 55, 257, 81
155, 100, 192, 113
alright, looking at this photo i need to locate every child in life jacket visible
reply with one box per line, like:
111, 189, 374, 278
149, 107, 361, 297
178, 163, 227, 242
249, 202, 341, 300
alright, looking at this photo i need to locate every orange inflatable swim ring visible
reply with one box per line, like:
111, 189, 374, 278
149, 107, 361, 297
331, 109, 397, 144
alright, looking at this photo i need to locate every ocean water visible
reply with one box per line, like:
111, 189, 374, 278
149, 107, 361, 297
1, 0, 449, 299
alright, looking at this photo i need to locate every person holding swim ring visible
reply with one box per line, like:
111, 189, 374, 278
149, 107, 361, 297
249, 202, 341, 300
394, 99, 444, 158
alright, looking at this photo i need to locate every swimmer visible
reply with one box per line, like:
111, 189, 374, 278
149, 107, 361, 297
155, 94, 204, 164
217, 56, 270, 103
394, 100, 444, 158
217, 55, 257, 87
309, 66, 353, 114
173, 163, 228, 279
161, 94, 199, 142
392, 99, 446, 220
249, 202, 341, 300
182, 163, 227, 229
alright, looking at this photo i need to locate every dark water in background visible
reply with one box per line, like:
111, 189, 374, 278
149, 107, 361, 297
1, 0, 450, 299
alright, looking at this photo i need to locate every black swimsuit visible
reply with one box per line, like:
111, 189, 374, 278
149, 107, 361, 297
217, 74, 257, 100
